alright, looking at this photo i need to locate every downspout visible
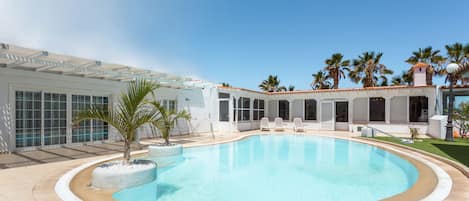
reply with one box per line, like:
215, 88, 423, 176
208, 87, 215, 139
435, 85, 442, 115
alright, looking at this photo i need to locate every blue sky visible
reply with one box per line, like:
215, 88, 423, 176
1, 0, 468, 90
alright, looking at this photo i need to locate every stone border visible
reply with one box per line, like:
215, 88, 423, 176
349, 138, 451, 200
54, 150, 147, 201
362, 137, 469, 178
56, 133, 453, 201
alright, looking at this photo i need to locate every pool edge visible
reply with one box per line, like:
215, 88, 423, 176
60, 132, 451, 201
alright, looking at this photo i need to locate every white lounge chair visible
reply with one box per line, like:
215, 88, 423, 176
293, 118, 305, 132
274, 117, 285, 131
260, 117, 270, 131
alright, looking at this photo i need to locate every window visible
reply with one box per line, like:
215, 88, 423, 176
304, 99, 317, 120
335, 102, 348, 122
72, 95, 91, 143
15, 91, 42, 147
253, 99, 265, 120
369, 97, 385, 121
219, 101, 229, 121
72, 95, 109, 143
92, 96, 109, 141
43, 93, 67, 145
235, 97, 250, 121
233, 97, 237, 121
409, 96, 428, 122
161, 100, 176, 111
218, 92, 230, 99
278, 100, 289, 120
219, 93, 230, 122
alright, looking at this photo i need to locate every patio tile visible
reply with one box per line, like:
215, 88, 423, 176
42, 148, 84, 158
4, 161, 41, 168
18, 150, 61, 161
0, 153, 30, 164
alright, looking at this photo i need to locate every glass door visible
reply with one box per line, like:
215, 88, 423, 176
335, 101, 348, 131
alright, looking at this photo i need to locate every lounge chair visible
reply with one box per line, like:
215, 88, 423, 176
274, 117, 285, 131
293, 118, 305, 132
260, 117, 270, 131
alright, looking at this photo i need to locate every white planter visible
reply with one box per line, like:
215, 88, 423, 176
148, 144, 183, 167
91, 159, 157, 190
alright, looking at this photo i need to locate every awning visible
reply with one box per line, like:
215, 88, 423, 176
0, 43, 213, 88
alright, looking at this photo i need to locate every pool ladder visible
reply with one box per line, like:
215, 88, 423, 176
367, 126, 402, 141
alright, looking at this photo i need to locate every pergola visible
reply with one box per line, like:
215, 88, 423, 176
0, 43, 213, 88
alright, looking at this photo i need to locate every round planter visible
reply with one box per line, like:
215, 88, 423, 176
91, 159, 157, 190
148, 144, 183, 167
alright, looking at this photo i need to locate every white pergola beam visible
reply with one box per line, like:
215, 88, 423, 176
0, 43, 210, 88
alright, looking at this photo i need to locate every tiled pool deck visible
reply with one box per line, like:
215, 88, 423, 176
0, 131, 468, 201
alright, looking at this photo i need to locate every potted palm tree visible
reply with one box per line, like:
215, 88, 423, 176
148, 101, 191, 166
74, 79, 160, 189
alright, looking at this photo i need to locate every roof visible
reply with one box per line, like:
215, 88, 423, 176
440, 84, 469, 89
412, 62, 429, 70
0, 43, 212, 88
218, 85, 436, 95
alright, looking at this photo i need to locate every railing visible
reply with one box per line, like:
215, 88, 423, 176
366, 126, 402, 141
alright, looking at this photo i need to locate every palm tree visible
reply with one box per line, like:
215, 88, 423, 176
391, 76, 404, 86
221, 82, 231, 87
391, 71, 413, 86
349, 52, 393, 87
259, 75, 284, 92
444, 43, 469, 84
150, 101, 191, 145
74, 79, 159, 164
288, 85, 295, 91
445, 43, 469, 63
311, 71, 332, 89
323, 53, 350, 89
378, 77, 389, 86
405, 46, 446, 85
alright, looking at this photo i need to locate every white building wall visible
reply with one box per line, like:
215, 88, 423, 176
136, 87, 215, 139
0, 68, 124, 152
390, 96, 407, 123
353, 98, 368, 123
213, 86, 438, 136
291, 99, 303, 120
0, 67, 442, 152
0, 68, 219, 152
267, 100, 278, 121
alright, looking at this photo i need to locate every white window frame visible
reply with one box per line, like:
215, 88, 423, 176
253, 99, 265, 121
236, 97, 251, 121
304, 99, 317, 121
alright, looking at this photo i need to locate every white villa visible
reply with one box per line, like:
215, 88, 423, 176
0, 43, 464, 152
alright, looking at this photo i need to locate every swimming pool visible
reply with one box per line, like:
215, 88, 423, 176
113, 134, 418, 201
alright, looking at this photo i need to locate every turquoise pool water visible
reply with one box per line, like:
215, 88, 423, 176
113, 135, 418, 201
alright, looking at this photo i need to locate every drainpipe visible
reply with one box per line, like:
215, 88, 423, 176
435, 85, 442, 115
208, 87, 215, 139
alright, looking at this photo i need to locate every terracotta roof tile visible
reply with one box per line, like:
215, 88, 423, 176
412, 62, 429, 70
217, 85, 436, 95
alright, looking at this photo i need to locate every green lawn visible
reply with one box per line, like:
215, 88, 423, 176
374, 137, 469, 168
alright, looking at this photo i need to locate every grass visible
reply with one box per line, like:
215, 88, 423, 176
374, 137, 469, 168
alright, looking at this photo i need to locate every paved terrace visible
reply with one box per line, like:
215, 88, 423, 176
0, 131, 467, 201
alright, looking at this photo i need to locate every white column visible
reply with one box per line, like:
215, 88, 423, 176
250, 98, 254, 122
66, 93, 72, 145
348, 98, 353, 124
234, 97, 238, 125
385, 96, 391, 124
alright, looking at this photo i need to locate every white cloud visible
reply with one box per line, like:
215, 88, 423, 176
0, 0, 200, 78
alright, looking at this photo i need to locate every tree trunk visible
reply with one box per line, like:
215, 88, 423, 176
123, 139, 131, 165
163, 127, 170, 145
334, 75, 339, 89
426, 68, 433, 85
